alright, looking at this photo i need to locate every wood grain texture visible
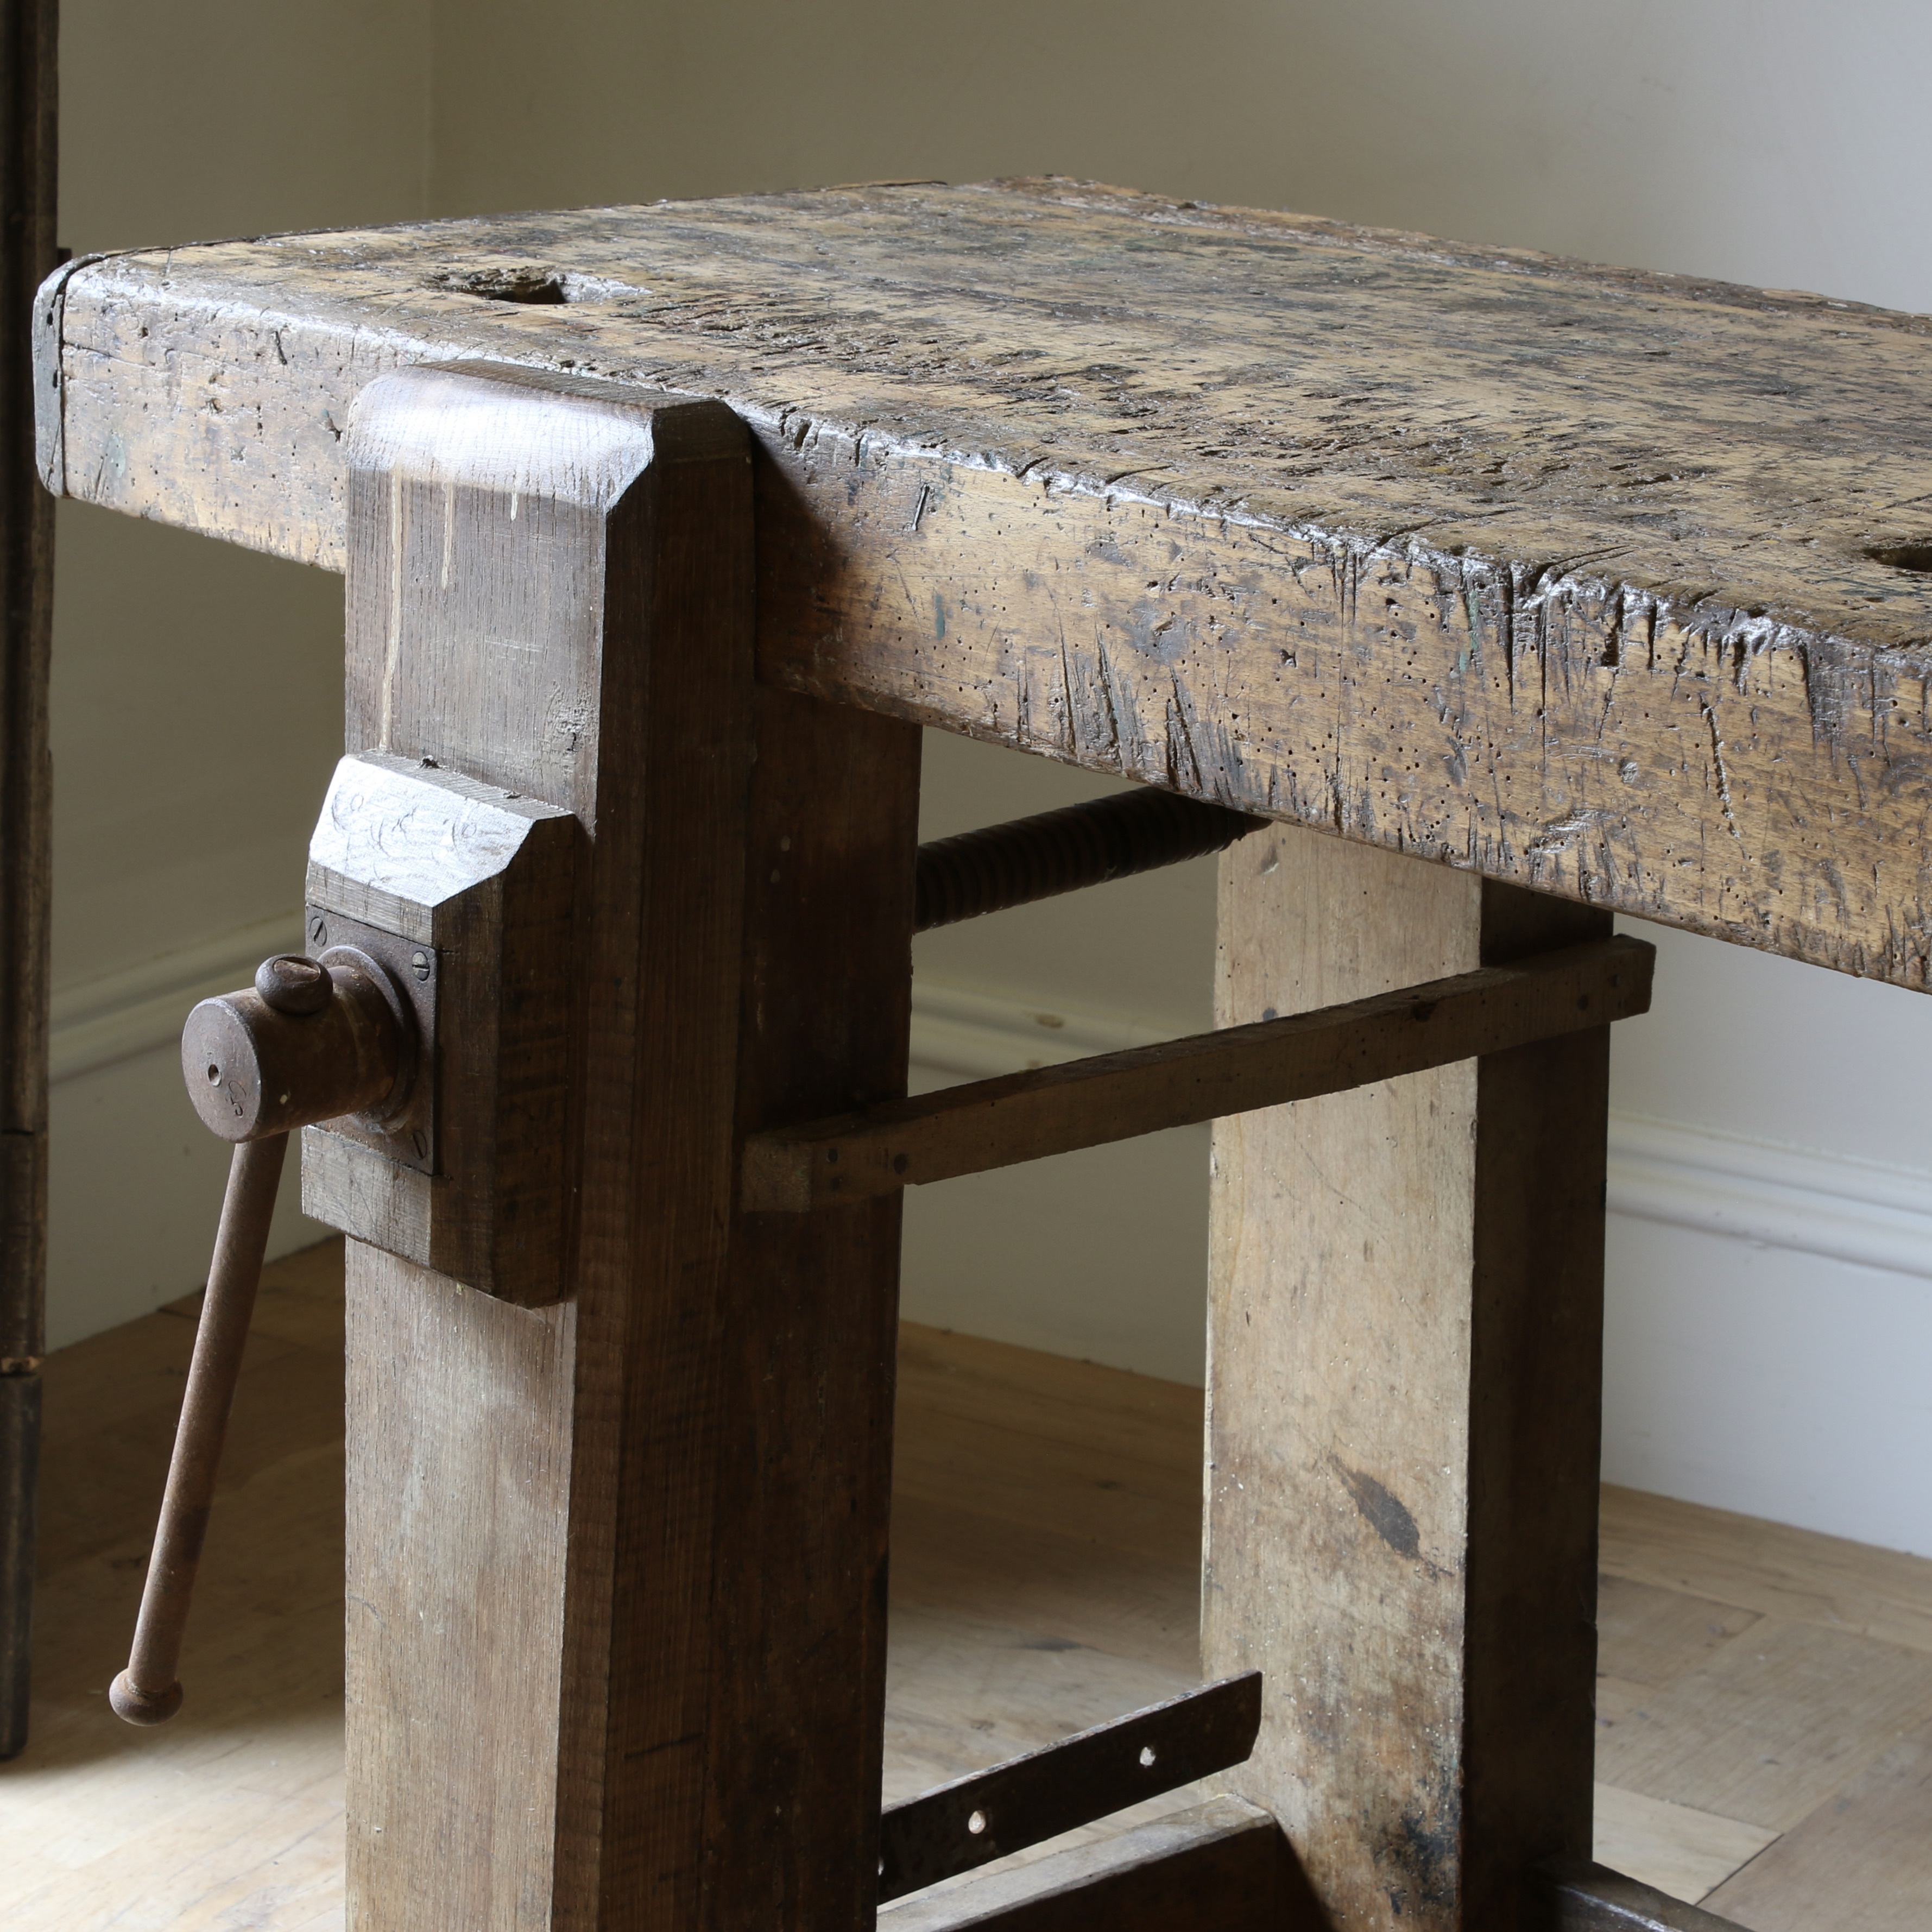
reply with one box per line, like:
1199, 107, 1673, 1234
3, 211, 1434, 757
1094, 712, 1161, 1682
890, 1323, 1202, 1676
0, 0, 54, 1337
1205, 823, 1611, 1930
1699, 1713, 1932, 1931
877, 1797, 1317, 1932
660, 685, 917, 1928
33, 178, 1932, 987
1595, 1576, 1760, 1693
1598, 1482, 1932, 1659
341, 365, 761, 1932
1587, 1786, 1773, 1909
0, 0, 58, 1763
1592, 1614, 1932, 1833
746, 936, 1650, 1208
342, 362, 921, 1931
301, 751, 582, 1303
19, 1264, 1932, 1930
346, 1255, 577, 1929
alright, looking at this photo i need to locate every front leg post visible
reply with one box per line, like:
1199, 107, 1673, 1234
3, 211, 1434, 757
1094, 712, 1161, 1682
1206, 826, 1610, 1930
338, 366, 919, 1931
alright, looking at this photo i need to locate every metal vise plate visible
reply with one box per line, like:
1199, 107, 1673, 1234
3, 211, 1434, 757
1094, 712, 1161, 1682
303, 905, 437, 1175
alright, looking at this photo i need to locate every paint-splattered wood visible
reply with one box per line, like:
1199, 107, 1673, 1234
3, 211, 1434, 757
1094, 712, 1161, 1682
33, 178, 1932, 986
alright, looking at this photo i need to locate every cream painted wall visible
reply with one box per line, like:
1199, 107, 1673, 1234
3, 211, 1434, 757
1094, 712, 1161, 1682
423, 0, 1932, 310
43, 1, 434, 1344
42, 1, 1932, 1552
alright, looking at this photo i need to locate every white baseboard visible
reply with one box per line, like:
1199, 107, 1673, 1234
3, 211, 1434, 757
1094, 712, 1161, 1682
907, 976, 1932, 1285
52, 932, 1932, 1289
1605, 1113, 1932, 1281
50, 911, 302, 1085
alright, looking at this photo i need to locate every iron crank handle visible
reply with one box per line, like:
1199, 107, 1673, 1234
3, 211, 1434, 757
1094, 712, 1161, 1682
110, 1136, 287, 1723
110, 951, 416, 1727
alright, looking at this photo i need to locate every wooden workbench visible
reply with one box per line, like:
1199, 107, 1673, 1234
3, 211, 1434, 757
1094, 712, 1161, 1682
35, 180, 1932, 1932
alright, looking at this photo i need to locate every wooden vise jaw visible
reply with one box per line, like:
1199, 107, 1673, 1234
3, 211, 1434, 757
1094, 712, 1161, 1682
300, 748, 581, 1305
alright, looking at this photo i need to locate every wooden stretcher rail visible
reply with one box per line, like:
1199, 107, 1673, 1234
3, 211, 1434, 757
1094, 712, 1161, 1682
879, 1672, 1262, 1902
876, 1796, 1311, 1932
742, 934, 1653, 1210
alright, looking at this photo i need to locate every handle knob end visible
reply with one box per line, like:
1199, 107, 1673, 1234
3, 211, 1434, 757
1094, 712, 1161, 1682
109, 1670, 182, 1726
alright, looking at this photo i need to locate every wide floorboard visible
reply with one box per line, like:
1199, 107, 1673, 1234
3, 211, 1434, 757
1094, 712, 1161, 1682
2, 1240, 1925, 1929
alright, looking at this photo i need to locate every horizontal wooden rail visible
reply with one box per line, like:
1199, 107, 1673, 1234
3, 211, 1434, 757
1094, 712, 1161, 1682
879, 1673, 1261, 1902
877, 1796, 1314, 1931
1541, 1860, 1752, 1931
743, 935, 1653, 1211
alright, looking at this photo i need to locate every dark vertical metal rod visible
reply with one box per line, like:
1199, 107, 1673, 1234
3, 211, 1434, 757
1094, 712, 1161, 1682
0, 0, 57, 1762
110, 1135, 287, 1726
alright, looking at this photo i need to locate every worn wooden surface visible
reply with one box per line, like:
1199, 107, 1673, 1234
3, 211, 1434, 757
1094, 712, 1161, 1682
1699, 1715, 1932, 1930
646, 680, 918, 1928
0, 0, 57, 1762
33, 176, 1932, 987
340, 362, 923, 1929
877, 1797, 1313, 1932
339, 369, 727, 1931
1595, 1607, 1932, 1836
746, 935, 1649, 1208
1587, 1786, 1772, 1909
1205, 825, 1611, 1930
1599, 1479, 1932, 1658
12, 1259, 1932, 1927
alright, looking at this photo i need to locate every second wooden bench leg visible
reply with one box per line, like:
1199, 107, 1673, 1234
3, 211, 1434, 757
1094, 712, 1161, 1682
1205, 825, 1609, 1930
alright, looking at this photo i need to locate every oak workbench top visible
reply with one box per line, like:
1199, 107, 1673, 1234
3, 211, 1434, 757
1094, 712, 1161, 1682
35, 179, 1932, 984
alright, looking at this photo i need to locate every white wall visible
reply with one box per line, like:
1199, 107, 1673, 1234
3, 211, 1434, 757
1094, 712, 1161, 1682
45, 0, 1932, 1554
44, 1, 433, 1345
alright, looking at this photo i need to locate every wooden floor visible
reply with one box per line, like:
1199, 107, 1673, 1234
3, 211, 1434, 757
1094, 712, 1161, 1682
3, 1241, 1929, 1929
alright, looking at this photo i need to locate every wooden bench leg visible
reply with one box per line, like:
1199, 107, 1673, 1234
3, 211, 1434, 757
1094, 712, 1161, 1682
1205, 825, 1611, 1930
339, 368, 919, 1930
